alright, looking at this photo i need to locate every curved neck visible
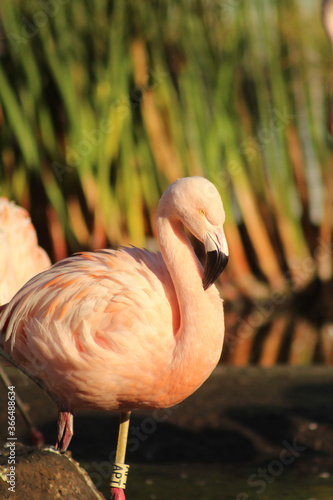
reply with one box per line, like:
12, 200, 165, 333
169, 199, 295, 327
155, 213, 224, 400
156, 215, 205, 320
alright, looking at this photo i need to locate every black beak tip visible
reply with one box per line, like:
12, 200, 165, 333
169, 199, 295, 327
202, 250, 229, 290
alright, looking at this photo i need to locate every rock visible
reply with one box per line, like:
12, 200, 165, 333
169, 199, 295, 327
0, 443, 105, 500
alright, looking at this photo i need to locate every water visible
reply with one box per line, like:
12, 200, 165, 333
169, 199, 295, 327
82, 462, 333, 500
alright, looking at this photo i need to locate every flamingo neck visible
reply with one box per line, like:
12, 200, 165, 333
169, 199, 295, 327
156, 214, 224, 399
156, 215, 205, 320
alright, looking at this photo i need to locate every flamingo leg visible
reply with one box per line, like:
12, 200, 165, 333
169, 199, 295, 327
55, 409, 73, 452
110, 411, 131, 500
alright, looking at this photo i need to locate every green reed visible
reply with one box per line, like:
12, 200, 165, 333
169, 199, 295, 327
0, 0, 331, 297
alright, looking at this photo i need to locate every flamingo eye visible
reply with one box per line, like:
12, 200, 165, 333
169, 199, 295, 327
199, 208, 205, 216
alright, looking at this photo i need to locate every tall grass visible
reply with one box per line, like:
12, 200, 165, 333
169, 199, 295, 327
0, 0, 332, 302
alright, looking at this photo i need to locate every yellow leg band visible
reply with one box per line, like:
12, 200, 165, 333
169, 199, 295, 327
110, 462, 130, 489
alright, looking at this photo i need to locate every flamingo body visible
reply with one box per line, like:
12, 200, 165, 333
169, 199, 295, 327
1, 247, 223, 411
0, 198, 50, 304
0, 177, 228, 447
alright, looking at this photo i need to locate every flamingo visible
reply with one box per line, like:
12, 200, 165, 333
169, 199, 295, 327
0, 198, 50, 304
0, 177, 229, 499
0, 198, 51, 444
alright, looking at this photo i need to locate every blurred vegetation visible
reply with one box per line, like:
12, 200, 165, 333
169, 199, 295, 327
0, 0, 332, 308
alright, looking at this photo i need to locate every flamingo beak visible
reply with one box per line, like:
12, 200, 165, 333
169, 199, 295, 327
202, 228, 229, 290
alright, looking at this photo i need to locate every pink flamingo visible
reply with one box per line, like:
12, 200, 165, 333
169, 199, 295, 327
0, 198, 51, 445
0, 177, 228, 499
0, 198, 50, 304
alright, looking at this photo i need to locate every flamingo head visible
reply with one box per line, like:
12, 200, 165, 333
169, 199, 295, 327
159, 176, 229, 290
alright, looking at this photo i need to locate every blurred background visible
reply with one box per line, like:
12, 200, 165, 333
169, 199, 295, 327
0, 0, 332, 366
